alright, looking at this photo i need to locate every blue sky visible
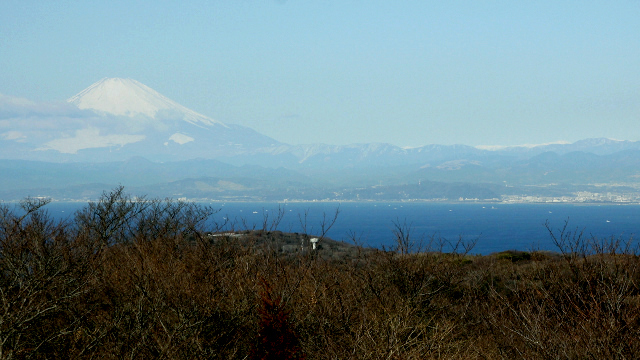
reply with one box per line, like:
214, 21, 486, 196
1, 1, 639, 147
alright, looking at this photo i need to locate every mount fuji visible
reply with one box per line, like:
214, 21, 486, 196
67, 78, 225, 128
4, 79, 640, 201
0, 78, 281, 162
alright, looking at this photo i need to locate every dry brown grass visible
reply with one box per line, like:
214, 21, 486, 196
1, 188, 639, 359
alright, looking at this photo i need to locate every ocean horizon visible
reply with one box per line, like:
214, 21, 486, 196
34, 201, 640, 255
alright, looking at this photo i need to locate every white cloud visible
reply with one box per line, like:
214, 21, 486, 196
1, 131, 26, 142
169, 132, 194, 145
37, 128, 146, 154
0, 93, 86, 119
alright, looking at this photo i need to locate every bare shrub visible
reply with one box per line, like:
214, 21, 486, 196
2, 191, 640, 359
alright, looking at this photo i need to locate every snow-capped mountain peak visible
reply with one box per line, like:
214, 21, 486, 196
67, 78, 226, 128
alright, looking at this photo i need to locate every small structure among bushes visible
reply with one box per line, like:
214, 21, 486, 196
1, 187, 639, 358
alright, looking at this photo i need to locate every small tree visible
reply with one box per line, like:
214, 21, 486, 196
250, 279, 305, 360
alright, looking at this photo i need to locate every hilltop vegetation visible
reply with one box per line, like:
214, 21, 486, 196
1, 188, 640, 358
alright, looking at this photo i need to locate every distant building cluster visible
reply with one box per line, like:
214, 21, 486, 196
501, 192, 640, 204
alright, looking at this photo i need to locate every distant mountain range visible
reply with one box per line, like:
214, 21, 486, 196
1, 78, 640, 201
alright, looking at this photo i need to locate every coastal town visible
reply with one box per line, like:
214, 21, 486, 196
499, 191, 640, 204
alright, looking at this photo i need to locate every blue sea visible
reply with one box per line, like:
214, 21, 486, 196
38, 201, 640, 255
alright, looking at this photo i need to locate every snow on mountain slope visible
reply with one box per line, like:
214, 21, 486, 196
475, 138, 639, 156
0, 78, 282, 161
67, 78, 227, 128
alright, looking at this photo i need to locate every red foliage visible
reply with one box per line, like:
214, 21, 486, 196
250, 278, 306, 360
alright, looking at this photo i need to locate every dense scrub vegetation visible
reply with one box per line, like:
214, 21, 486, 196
1, 187, 640, 359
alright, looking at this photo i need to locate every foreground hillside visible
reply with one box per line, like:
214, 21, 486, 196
1, 188, 639, 359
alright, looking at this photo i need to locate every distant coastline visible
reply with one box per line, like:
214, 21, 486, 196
5, 197, 640, 205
